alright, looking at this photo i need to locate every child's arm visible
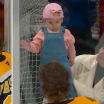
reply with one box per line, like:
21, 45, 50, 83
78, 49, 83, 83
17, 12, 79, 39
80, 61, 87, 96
20, 30, 44, 53
64, 29, 76, 66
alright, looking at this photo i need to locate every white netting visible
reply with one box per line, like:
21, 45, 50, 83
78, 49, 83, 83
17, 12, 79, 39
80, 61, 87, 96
19, 0, 48, 104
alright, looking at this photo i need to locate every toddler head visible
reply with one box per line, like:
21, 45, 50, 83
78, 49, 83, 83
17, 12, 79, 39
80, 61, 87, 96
43, 3, 64, 32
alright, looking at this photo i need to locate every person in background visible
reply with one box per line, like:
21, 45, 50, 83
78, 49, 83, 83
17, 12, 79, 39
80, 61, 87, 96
0, 1, 11, 103
0, 32, 11, 104
39, 61, 99, 104
72, 47, 104, 104
20, 3, 77, 98
48, 0, 98, 55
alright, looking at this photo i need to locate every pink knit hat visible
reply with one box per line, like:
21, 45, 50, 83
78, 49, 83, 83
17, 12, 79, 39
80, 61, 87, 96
43, 3, 64, 19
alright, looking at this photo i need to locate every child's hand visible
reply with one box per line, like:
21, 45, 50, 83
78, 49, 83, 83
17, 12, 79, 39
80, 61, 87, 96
20, 40, 28, 48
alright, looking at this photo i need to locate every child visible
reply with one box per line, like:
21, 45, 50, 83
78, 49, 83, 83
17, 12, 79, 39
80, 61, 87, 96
39, 61, 99, 104
20, 3, 77, 98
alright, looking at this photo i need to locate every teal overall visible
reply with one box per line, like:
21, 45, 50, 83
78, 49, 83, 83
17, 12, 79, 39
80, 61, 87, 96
40, 27, 77, 98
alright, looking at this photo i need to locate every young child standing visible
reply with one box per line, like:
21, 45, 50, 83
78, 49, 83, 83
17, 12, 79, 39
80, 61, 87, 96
20, 3, 77, 98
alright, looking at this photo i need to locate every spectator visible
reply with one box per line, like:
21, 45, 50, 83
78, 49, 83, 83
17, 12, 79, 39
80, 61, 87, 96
72, 47, 104, 104
0, 31, 11, 104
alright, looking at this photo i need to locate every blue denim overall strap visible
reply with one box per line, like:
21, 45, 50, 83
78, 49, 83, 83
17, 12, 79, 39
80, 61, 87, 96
40, 26, 77, 98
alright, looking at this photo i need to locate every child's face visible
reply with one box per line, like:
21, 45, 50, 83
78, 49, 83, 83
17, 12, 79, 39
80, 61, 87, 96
45, 18, 63, 32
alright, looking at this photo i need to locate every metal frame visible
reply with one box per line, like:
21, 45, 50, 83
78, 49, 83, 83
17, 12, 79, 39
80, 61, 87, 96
12, 0, 20, 103
4, 0, 11, 52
